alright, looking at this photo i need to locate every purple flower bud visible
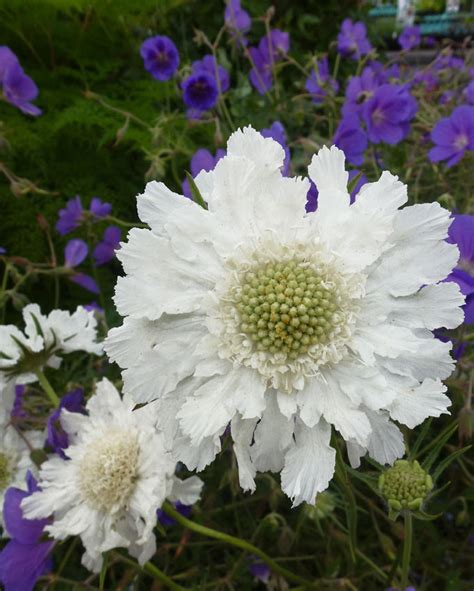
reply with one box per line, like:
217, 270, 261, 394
64, 239, 88, 268
70, 273, 100, 294
56, 196, 84, 236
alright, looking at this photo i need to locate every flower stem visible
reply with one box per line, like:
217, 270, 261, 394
117, 554, 186, 591
162, 502, 315, 587
401, 511, 413, 589
34, 369, 60, 406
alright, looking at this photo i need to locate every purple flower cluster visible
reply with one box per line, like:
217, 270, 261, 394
429, 105, 474, 167
305, 56, 339, 105
140, 35, 179, 81
249, 29, 289, 94
182, 55, 230, 116
56, 195, 111, 236
0, 473, 53, 591
342, 63, 417, 148
337, 19, 372, 61
0, 46, 41, 116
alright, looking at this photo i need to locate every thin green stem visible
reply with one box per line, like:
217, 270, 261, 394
162, 502, 315, 587
334, 449, 357, 563
401, 511, 413, 589
117, 554, 186, 591
34, 369, 60, 406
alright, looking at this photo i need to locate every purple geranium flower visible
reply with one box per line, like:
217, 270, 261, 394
2, 63, 41, 117
182, 148, 225, 198
305, 56, 339, 105
343, 66, 379, 116
225, 0, 251, 46
0, 47, 19, 83
429, 105, 474, 167
89, 197, 112, 218
46, 388, 85, 458
337, 19, 372, 60
0, 247, 5, 254
93, 225, 121, 266
140, 35, 180, 81
362, 83, 418, 145
0, 473, 54, 591
399, 25, 421, 51
261, 121, 290, 176
333, 114, 368, 166
248, 46, 273, 94
446, 214, 474, 324
192, 55, 230, 94
56, 196, 83, 235
182, 72, 218, 113
157, 501, 192, 526
248, 557, 270, 583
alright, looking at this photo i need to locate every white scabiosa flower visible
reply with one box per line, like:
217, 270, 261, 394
0, 303, 102, 386
21, 379, 203, 572
0, 426, 43, 527
105, 127, 464, 506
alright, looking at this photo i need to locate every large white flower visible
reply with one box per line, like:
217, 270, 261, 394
22, 378, 203, 572
0, 426, 43, 528
105, 127, 464, 506
0, 303, 102, 386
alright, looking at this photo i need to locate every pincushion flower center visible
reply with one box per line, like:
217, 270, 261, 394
235, 261, 340, 360
79, 429, 140, 512
0, 452, 12, 490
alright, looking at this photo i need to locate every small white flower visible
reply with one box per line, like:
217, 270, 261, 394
0, 303, 102, 386
105, 127, 464, 506
22, 378, 203, 572
0, 426, 43, 527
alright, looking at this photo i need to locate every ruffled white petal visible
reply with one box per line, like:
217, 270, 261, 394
231, 414, 258, 492
389, 378, 451, 428
281, 419, 335, 506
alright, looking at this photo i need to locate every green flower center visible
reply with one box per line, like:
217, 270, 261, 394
0, 452, 11, 490
235, 260, 341, 360
379, 460, 433, 512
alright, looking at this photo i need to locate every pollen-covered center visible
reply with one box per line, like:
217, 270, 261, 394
0, 453, 11, 490
79, 429, 140, 513
235, 260, 340, 360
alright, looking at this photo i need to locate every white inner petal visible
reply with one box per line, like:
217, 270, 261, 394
79, 429, 140, 512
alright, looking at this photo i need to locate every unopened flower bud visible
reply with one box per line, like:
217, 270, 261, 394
379, 460, 433, 512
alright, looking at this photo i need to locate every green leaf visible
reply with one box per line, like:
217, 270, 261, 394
432, 445, 472, 483
421, 421, 458, 472
185, 171, 208, 209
